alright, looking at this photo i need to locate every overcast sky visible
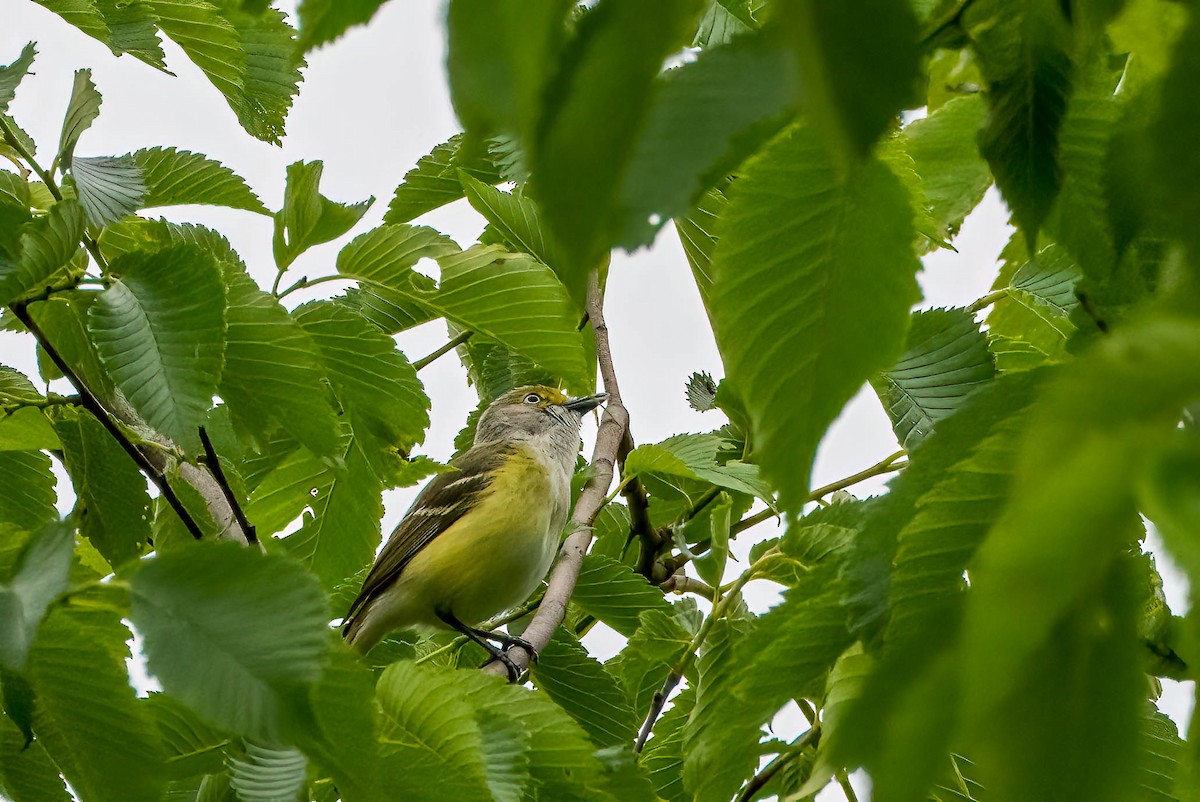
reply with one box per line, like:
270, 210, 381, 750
1, 1, 1193, 794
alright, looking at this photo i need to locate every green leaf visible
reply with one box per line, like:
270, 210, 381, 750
871, 308, 995, 449
129, 542, 329, 740
273, 161, 372, 270
0, 451, 56, 531
617, 30, 797, 249
676, 186, 726, 314
432, 245, 589, 391
608, 606, 697, 715
460, 173, 562, 269
0, 521, 73, 671
146, 693, 230, 779
0, 366, 42, 406
986, 241, 1080, 366
293, 301, 429, 451
1135, 703, 1184, 801
446, 0, 571, 143
29, 598, 167, 802
374, 662, 493, 800
227, 741, 306, 802
334, 222, 459, 334
0, 43, 36, 115
57, 69, 102, 167
135, 147, 270, 215
1150, 7, 1200, 257
218, 4, 306, 145
963, 0, 1073, 243
0, 714, 71, 802
962, 318, 1200, 792
88, 243, 226, 448
0, 408, 60, 452
29, 293, 115, 399
572, 554, 672, 638
70, 155, 147, 227
639, 686, 694, 802
383, 134, 505, 225
219, 267, 343, 459
900, 95, 991, 245
0, 199, 86, 307
775, 0, 920, 156
530, 631, 637, 748
624, 432, 774, 505
530, 0, 704, 301
242, 435, 330, 536
295, 0, 391, 51
282, 433, 383, 592
32, 0, 167, 72
710, 122, 920, 514
53, 407, 150, 567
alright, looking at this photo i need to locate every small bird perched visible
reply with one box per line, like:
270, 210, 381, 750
342, 384, 605, 680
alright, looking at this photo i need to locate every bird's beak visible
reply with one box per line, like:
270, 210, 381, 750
564, 392, 607, 413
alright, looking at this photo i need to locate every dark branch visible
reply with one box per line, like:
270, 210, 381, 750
198, 427, 257, 545
11, 302, 204, 540
735, 728, 820, 802
635, 671, 681, 753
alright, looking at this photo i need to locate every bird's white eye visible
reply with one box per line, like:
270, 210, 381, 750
524, 393, 541, 404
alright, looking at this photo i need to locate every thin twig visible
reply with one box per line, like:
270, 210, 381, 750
735, 728, 820, 802
659, 574, 717, 600
967, 288, 1008, 314
635, 671, 682, 752
413, 330, 473, 371
198, 427, 257, 545
481, 271, 630, 679
0, 394, 81, 414
11, 303, 204, 540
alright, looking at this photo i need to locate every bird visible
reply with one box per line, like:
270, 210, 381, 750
342, 384, 606, 680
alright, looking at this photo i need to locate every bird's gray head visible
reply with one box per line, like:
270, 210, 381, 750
474, 384, 606, 446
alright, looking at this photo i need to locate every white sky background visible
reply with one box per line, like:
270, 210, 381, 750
0, 1, 1194, 797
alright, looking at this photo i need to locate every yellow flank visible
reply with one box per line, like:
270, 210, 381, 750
394, 446, 557, 627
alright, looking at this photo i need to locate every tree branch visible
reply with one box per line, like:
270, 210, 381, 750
735, 728, 820, 802
412, 330, 472, 371
11, 302, 205, 540
482, 272, 630, 679
198, 427, 257, 545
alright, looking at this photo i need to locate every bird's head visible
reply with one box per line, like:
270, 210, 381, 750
474, 384, 606, 444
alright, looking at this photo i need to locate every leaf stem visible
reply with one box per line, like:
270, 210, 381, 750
9, 303, 204, 540
967, 288, 1008, 314
0, 393, 81, 414
412, 330, 472, 371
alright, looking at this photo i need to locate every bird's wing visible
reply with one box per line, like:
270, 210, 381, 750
344, 441, 511, 623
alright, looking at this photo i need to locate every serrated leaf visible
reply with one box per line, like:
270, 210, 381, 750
135, 147, 269, 215
530, 0, 703, 302
1149, 8, 1200, 257
617, 29, 796, 248
130, 542, 329, 740
460, 172, 562, 269
430, 245, 589, 391
987, 241, 1080, 363
282, 433, 383, 592
0, 407, 60, 452
624, 432, 775, 505
273, 161, 372, 270
0, 366, 42, 406
572, 553, 672, 638
0, 521, 73, 671
609, 607, 696, 715
1135, 703, 1183, 801
0, 451, 56, 531
383, 134, 506, 225
373, 662, 493, 801
293, 301, 429, 451
963, 0, 1073, 243
53, 407, 150, 567
531, 631, 637, 748
335, 223, 459, 334
29, 292, 115, 398
242, 435, 330, 536
900, 95, 991, 245
685, 371, 719, 412
871, 308, 995, 450
0, 199, 86, 307
29, 599, 167, 802
57, 69, 102, 167
33, 0, 167, 71
295, 0, 391, 51
710, 122, 920, 514
219, 267, 342, 459
71, 155, 147, 227
676, 186, 725, 314
227, 741, 306, 802
88, 243, 225, 448
775, 0, 920, 155
146, 693, 230, 779
0, 43, 36, 116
